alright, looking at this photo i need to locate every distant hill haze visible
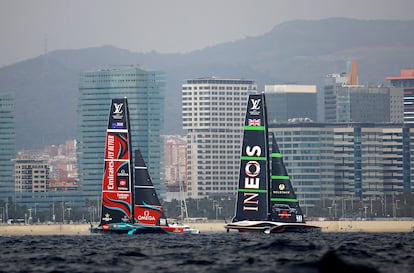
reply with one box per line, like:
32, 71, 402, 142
1, 18, 414, 149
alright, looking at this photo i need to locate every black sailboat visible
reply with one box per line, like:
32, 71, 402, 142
92, 98, 198, 234
225, 93, 321, 233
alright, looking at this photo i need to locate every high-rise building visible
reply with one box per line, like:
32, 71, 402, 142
264, 84, 317, 123
270, 122, 413, 208
182, 77, 257, 198
385, 69, 414, 124
324, 74, 403, 123
270, 123, 335, 209
77, 66, 166, 203
0, 93, 16, 203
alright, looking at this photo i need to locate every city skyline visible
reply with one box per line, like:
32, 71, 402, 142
2, 18, 413, 150
1, 0, 414, 67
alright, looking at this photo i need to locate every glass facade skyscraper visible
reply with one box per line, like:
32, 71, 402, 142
77, 66, 166, 203
270, 122, 413, 208
0, 93, 15, 202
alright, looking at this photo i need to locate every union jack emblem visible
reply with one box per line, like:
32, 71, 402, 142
248, 119, 261, 126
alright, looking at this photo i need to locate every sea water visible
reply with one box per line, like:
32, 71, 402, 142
0, 232, 413, 273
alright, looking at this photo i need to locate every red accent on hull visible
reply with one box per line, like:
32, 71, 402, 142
161, 226, 185, 233
102, 224, 111, 230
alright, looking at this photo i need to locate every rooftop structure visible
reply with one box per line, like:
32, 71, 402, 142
385, 69, 414, 124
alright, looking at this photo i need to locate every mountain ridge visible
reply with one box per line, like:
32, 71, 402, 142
1, 18, 414, 149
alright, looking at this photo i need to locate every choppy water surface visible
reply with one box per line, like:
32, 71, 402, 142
0, 232, 413, 273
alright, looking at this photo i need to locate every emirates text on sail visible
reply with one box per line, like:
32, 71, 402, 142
107, 134, 115, 190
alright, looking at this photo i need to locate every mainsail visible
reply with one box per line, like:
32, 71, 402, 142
100, 98, 133, 225
226, 93, 320, 233
234, 94, 269, 221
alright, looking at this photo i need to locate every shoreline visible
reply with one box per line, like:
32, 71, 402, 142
0, 220, 413, 236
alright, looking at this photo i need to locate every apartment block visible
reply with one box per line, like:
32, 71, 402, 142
182, 77, 257, 198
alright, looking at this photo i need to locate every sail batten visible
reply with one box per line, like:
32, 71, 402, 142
107, 129, 128, 133
243, 125, 265, 131
238, 189, 268, 193
271, 198, 299, 202
240, 156, 267, 161
271, 175, 290, 179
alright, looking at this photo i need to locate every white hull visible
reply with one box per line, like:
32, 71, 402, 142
225, 220, 321, 233
169, 222, 200, 234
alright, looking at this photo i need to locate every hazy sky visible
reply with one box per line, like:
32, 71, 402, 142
1, 0, 414, 67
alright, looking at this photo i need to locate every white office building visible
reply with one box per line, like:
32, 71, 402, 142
182, 77, 257, 198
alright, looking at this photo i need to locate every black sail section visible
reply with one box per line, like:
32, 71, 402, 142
233, 93, 269, 222
100, 98, 133, 225
270, 133, 305, 223
133, 149, 168, 226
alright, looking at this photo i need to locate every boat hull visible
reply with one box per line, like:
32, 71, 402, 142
91, 222, 199, 235
91, 223, 186, 235
225, 220, 321, 233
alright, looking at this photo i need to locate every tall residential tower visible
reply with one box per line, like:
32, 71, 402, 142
0, 93, 15, 203
182, 77, 257, 198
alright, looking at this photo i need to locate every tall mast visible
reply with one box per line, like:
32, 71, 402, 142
262, 93, 271, 220
178, 143, 188, 220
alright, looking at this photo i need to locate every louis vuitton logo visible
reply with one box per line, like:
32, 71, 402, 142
113, 103, 123, 114
250, 99, 261, 110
